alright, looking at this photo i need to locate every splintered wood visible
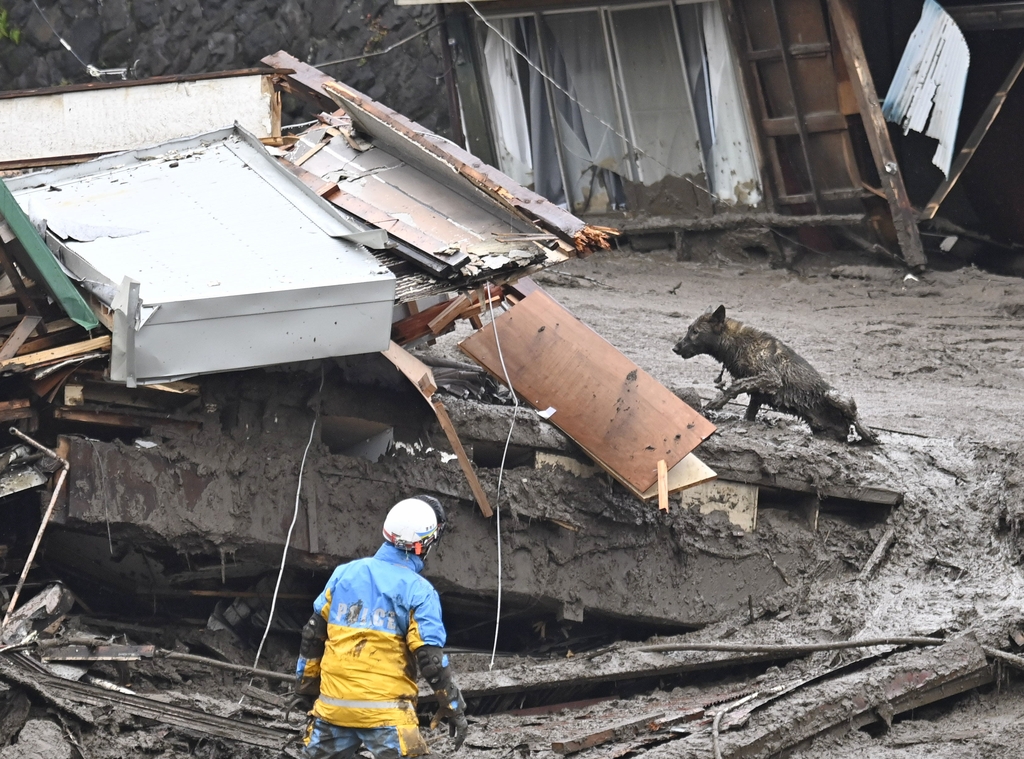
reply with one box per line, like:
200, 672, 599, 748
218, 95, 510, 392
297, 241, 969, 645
459, 290, 715, 496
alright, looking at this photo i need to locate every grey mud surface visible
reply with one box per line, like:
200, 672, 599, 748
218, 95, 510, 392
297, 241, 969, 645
430, 249, 1024, 759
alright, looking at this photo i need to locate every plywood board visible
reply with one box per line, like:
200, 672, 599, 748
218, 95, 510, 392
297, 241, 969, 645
640, 453, 718, 501
459, 291, 715, 493
680, 480, 759, 532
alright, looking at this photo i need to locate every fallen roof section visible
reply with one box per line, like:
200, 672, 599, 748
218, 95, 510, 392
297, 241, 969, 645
4, 126, 396, 384
262, 51, 616, 260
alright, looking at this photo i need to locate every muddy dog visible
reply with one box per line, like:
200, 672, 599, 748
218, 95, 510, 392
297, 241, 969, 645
673, 306, 878, 444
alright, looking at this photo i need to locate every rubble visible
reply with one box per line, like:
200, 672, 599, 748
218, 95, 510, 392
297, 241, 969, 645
0, 8, 1023, 755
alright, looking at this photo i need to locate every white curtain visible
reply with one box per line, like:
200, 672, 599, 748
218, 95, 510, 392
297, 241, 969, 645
483, 21, 533, 187
702, 1, 762, 206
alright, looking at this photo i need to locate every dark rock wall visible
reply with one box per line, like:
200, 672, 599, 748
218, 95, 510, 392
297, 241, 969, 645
0, 0, 450, 133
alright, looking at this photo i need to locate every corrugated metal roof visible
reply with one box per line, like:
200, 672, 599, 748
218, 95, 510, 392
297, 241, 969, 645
882, 0, 970, 177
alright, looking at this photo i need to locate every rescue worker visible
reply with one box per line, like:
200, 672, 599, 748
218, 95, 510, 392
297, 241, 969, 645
295, 495, 468, 758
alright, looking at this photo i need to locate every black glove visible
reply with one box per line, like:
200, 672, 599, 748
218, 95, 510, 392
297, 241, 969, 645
417, 645, 468, 750
428, 680, 467, 750
285, 693, 315, 723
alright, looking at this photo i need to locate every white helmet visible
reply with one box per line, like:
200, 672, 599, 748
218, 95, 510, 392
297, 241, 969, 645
382, 495, 447, 555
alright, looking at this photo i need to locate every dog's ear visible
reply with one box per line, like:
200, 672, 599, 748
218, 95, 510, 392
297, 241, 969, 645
711, 305, 726, 324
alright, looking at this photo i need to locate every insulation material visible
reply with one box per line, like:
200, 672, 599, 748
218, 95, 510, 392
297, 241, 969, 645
882, 0, 970, 177
483, 21, 534, 188
701, 2, 763, 206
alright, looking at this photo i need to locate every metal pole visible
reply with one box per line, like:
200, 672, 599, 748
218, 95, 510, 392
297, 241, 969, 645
1, 428, 69, 630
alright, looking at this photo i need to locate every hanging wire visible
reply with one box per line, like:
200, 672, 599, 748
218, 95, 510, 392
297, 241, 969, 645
486, 283, 520, 670
30, 0, 126, 79
315, 21, 442, 68
467, 2, 716, 201
250, 365, 325, 676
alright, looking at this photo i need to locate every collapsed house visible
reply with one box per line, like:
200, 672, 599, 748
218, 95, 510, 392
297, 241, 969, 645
424, 0, 1024, 273
0, 28, 1019, 759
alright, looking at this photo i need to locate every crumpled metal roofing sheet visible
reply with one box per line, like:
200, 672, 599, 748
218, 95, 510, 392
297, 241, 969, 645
4, 127, 395, 383
882, 0, 970, 177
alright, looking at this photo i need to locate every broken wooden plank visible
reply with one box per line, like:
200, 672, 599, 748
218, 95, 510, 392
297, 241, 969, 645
0, 243, 44, 327
418, 649, 784, 706
428, 294, 470, 335
828, 0, 927, 270
146, 380, 201, 396
14, 318, 79, 355
0, 335, 111, 372
380, 341, 493, 517
921, 46, 1024, 221
41, 644, 156, 662
459, 291, 715, 494
431, 400, 494, 518
859, 525, 897, 580
0, 315, 42, 360
640, 453, 717, 502
263, 51, 612, 255
554, 712, 666, 755
668, 637, 992, 758
322, 184, 450, 255
0, 655, 291, 748
392, 299, 458, 345
52, 407, 201, 431
0, 398, 33, 423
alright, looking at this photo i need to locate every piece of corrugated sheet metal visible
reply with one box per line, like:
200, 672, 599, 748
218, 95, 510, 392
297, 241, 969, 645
7, 128, 396, 383
882, 0, 970, 177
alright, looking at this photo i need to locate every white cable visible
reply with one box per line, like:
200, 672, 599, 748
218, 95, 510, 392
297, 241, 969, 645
487, 283, 520, 670
250, 366, 325, 675
466, 2, 716, 200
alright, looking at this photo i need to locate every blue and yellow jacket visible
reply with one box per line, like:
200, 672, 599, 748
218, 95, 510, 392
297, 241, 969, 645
296, 543, 447, 728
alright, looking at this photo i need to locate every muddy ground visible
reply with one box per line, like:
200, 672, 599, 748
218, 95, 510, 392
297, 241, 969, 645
441, 247, 1024, 759
4, 245, 1024, 758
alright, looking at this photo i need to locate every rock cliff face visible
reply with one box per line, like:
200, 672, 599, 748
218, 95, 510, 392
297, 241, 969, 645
0, 0, 450, 133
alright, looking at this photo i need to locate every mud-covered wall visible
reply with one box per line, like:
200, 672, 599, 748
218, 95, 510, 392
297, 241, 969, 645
51, 364, 887, 630
0, 0, 449, 134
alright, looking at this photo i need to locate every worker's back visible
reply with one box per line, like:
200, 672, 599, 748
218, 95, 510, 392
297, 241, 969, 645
312, 542, 446, 728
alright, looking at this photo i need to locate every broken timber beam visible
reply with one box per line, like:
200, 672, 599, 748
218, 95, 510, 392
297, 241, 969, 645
553, 711, 666, 755
53, 407, 201, 431
0, 315, 42, 360
381, 341, 493, 517
0, 654, 291, 748
828, 0, 928, 271
921, 46, 1024, 221
718, 638, 993, 758
0, 335, 110, 373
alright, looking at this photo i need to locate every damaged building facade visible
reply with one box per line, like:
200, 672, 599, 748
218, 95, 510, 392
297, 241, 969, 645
430, 0, 1024, 273
1, 4, 1023, 757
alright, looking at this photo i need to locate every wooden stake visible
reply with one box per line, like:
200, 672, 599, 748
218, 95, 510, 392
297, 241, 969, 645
657, 459, 669, 512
